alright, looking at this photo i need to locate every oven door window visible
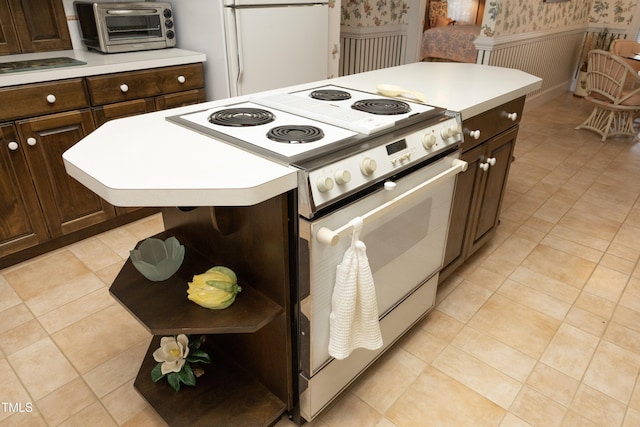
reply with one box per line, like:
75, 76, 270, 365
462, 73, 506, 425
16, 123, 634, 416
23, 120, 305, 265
105, 15, 162, 40
305, 155, 458, 374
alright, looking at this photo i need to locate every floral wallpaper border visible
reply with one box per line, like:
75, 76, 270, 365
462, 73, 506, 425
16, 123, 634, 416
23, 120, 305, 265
340, 0, 637, 39
341, 0, 410, 27
483, 0, 636, 37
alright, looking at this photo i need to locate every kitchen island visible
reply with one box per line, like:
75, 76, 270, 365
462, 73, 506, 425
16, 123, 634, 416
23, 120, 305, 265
63, 62, 541, 426
64, 61, 541, 206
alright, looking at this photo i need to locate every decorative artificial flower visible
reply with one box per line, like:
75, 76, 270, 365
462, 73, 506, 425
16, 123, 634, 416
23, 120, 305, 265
151, 334, 210, 392
153, 334, 190, 375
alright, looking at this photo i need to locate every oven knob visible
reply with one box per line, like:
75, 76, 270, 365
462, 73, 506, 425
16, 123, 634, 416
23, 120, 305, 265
440, 127, 452, 138
360, 157, 377, 176
422, 133, 436, 149
334, 170, 351, 185
451, 124, 462, 136
316, 176, 334, 193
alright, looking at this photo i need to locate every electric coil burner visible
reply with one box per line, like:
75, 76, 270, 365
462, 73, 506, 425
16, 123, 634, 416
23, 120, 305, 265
249, 85, 440, 134
309, 89, 351, 101
267, 125, 325, 144
351, 99, 411, 115
209, 107, 275, 127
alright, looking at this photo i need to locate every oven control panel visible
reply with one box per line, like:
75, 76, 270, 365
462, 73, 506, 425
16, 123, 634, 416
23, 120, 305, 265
306, 115, 463, 209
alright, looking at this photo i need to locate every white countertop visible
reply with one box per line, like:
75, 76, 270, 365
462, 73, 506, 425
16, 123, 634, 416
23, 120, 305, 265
0, 48, 206, 87
332, 62, 542, 121
63, 62, 542, 207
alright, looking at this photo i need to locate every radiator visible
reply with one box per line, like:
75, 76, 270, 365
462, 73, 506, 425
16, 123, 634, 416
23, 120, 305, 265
340, 25, 407, 76
475, 27, 587, 101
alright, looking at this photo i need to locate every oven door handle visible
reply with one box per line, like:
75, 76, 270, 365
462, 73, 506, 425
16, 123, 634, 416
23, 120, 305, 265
316, 158, 468, 246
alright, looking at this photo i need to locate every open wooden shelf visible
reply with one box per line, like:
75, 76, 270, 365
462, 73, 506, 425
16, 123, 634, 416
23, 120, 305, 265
110, 232, 283, 335
135, 336, 286, 426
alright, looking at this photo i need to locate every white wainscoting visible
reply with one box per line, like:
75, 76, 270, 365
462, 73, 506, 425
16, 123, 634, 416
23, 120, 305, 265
475, 26, 587, 106
339, 25, 407, 76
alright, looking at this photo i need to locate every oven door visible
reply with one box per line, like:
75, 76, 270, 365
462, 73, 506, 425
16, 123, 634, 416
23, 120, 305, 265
298, 153, 466, 420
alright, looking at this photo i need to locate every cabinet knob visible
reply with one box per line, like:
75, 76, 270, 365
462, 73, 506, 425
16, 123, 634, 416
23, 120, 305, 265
46, 94, 56, 104
120, 84, 129, 93
469, 129, 481, 140
8, 141, 18, 151
507, 112, 518, 121
27, 137, 37, 146
177, 75, 186, 84
480, 162, 489, 172
487, 157, 497, 166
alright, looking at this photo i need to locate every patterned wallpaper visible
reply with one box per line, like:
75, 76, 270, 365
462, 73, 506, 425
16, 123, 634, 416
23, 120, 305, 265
340, 0, 637, 37
484, 0, 637, 37
341, 0, 410, 27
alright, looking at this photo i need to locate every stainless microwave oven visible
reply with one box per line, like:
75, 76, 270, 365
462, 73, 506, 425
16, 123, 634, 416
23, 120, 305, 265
75, 1, 176, 53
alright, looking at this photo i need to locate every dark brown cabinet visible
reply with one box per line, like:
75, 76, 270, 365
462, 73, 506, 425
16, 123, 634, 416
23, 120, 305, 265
0, 0, 71, 55
440, 97, 524, 281
0, 63, 206, 268
16, 110, 118, 237
0, 123, 49, 257
88, 63, 206, 126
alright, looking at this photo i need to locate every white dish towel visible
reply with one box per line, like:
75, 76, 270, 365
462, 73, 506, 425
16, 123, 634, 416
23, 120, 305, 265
328, 217, 383, 360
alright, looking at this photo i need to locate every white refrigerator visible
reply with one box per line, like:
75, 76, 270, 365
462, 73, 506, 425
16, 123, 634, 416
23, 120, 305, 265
173, 0, 332, 101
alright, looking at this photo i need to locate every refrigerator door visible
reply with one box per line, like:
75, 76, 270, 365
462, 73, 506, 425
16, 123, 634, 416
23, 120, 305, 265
224, 4, 329, 97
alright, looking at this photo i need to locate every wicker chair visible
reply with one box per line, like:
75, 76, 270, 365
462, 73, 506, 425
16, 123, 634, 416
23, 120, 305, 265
575, 49, 640, 142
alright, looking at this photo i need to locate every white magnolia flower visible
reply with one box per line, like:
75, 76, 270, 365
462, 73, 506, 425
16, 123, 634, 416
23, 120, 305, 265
152, 334, 190, 375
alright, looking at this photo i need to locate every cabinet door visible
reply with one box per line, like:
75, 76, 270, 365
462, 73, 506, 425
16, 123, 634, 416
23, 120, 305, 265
16, 110, 116, 238
467, 126, 518, 256
0, 123, 49, 257
440, 143, 485, 280
7, 0, 71, 53
0, 0, 20, 55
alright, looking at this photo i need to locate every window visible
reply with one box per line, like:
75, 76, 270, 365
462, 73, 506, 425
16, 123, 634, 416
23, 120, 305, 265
447, 0, 480, 25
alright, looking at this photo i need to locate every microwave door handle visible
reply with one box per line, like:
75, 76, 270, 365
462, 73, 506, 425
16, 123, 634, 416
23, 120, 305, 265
316, 158, 468, 246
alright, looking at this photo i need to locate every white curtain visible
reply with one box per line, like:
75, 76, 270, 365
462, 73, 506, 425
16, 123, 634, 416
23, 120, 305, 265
446, 0, 479, 25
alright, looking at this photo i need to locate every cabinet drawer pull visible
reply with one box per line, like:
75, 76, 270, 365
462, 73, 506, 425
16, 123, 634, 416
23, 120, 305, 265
177, 75, 186, 84
46, 94, 56, 104
8, 141, 18, 151
507, 112, 518, 121
469, 129, 480, 140
27, 137, 37, 146
120, 84, 129, 93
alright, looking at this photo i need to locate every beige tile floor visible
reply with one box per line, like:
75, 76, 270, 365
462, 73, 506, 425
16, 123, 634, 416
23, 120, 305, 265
2, 92, 640, 426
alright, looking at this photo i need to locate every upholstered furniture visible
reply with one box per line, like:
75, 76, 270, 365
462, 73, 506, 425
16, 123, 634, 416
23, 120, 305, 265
421, 0, 481, 63
610, 39, 640, 75
576, 49, 640, 141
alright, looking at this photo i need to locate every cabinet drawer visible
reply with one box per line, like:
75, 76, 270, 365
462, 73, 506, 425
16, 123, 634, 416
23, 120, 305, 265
86, 63, 205, 105
0, 79, 90, 121
154, 88, 207, 110
461, 96, 525, 153
92, 99, 156, 127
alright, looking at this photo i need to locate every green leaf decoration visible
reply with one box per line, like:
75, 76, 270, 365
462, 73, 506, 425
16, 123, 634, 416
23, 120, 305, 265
167, 372, 181, 392
189, 335, 205, 351
187, 349, 211, 364
178, 363, 196, 387
151, 363, 164, 382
